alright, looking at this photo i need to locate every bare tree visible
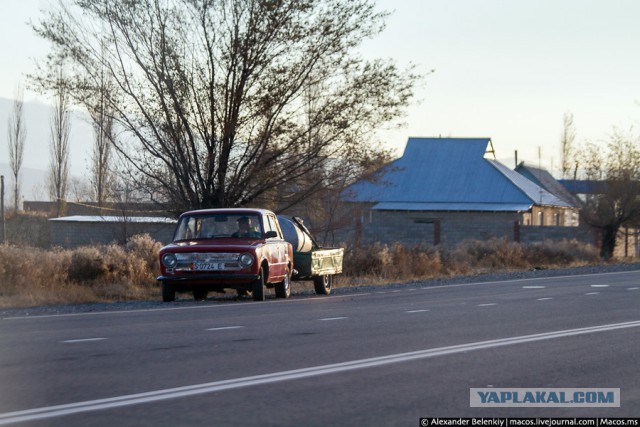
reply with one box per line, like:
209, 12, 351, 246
49, 66, 71, 217
577, 130, 640, 259
7, 85, 26, 213
560, 111, 576, 179
88, 48, 115, 209
32, 0, 420, 213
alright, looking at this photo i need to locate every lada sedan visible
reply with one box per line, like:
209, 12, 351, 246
157, 208, 293, 302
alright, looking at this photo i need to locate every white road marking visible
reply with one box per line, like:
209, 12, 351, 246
318, 317, 347, 321
478, 303, 497, 307
536, 297, 554, 301
206, 326, 244, 331
585, 292, 600, 296
627, 287, 639, 290
522, 286, 545, 289
3, 320, 640, 425
405, 309, 429, 314
590, 285, 609, 288
61, 338, 107, 344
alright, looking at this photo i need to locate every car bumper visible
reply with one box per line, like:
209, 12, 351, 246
157, 273, 259, 284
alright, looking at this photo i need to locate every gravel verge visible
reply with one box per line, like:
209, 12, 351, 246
2, 262, 639, 319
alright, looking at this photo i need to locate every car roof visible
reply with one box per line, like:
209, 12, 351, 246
178, 208, 274, 218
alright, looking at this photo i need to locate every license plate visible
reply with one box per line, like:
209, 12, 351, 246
193, 262, 225, 271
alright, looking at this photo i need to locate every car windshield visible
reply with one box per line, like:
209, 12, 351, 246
173, 213, 263, 240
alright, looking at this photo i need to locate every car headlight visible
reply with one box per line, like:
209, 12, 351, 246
239, 253, 254, 267
162, 253, 177, 268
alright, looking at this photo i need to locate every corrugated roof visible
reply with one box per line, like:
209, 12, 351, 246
515, 163, 581, 207
344, 137, 573, 211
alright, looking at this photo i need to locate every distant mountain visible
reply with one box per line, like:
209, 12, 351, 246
0, 96, 93, 178
0, 163, 48, 204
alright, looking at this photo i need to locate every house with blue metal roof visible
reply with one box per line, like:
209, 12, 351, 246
342, 137, 582, 246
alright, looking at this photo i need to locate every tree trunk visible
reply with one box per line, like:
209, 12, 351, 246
599, 225, 618, 260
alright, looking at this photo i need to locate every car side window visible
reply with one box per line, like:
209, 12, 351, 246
265, 215, 280, 239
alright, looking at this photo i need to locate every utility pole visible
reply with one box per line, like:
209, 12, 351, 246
1, 175, 5, 244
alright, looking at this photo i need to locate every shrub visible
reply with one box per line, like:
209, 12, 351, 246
126, 233, 162, 273
68, 246, 109, 282
342, 238, 599, 283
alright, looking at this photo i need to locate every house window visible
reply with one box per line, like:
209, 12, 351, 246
554, 213, 560, 226
538, 211, 544, 226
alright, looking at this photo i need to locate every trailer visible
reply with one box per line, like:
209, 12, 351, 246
277, 216, 344, 295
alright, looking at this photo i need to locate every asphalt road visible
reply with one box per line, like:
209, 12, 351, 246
0, 270, 639, 426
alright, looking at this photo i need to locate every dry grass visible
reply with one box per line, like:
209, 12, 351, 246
0, 236, 605, 308
342, 238, 601, 285
0, 234, 162, 308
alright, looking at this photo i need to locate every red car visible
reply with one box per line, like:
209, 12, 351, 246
157, 208, 293, 302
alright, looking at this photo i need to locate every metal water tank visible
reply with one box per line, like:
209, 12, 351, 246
277, 216, 313, 253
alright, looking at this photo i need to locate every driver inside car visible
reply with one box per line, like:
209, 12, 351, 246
231, 216, 261, 238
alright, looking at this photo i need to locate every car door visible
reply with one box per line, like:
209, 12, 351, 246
264, 214, 287, 280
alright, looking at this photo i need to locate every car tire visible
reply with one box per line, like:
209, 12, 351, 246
253, 267, 266, 301
275, 267, 291, 299
162, 283, 176, 302
193, 289, 208, 301
313, 274, 332, 295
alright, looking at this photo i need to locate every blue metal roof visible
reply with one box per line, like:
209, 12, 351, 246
558, 179, 609, 195
344, 137, 572, 212
372, 202, 534, 212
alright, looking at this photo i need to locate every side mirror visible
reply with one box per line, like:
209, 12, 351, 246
265, 231, 278, 239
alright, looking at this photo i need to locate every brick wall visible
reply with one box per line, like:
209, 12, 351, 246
50, 217, 176, 248
335, 208, 604, 251
355, 210, 521, 247
615, 226, 640, 258
518, 224, 597, 246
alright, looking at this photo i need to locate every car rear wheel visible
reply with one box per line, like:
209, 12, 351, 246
313, 274, 332, 295
162, 283, 176, 302
253, 267, 266, 301
275, 267, 291, 299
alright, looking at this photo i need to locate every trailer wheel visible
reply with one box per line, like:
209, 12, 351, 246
162, 283, 176, 302
253, 267, 266, 301
275, 267, 291, 299
313, 274, 332, 295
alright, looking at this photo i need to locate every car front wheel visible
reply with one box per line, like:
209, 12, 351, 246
275, 267, 291, 299
253, 267, 266, 301
162, 282, 176, 302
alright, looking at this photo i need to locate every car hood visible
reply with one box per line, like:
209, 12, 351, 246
162, 238, 263, 253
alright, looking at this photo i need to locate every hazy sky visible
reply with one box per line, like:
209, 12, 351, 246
1, 0, 639, 178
